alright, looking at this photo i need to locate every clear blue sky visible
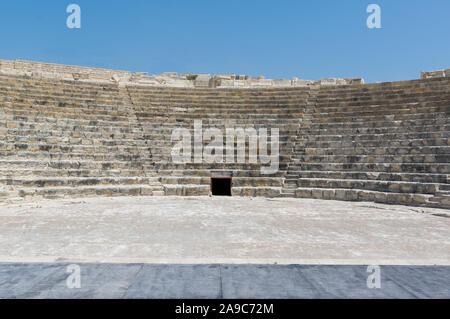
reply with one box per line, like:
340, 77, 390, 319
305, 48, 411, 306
0, 0, 448, 83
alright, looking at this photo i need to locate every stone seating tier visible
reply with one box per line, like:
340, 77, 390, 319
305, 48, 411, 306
0, 62, 448, 208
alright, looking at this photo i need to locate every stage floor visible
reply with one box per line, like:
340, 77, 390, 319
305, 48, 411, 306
0, 196, 448, 265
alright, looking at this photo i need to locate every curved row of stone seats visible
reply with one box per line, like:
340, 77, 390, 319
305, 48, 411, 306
1, 67, 448, 207
0, 73, 163, 203
127, 85, 310, 197
284, 77, 450, 208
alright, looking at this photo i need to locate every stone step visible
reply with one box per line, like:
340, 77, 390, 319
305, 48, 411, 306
0, 168, 149, 178
305, 140, 449, 149
127, 91, 311, 98
132, 99, 309, 106
305, 133, 448, 143
289, 162, 450, 174
0, 136, 294, 154
1, 106, 131, 123
310, 113, 449, 127
161, 176, 210, 185
231, 186, 282, 198
1, 105, 308, 120
153, 162, 289, 172
427, 196, 450, 208
0, 115, 301, 131
296, 154, 449, 164
0, 159, 147, 170
0, 95, 126, 109
0, 74, 120, 88
307, 123, 450, 135
163, 184, 210, 196
0, 141, 151, 154
0, 134, 148, 146
292, 170, 447, 183
136, 113, 305, 120
0, 151, 150, 162
314, 95, 450, 107
0, 176, 159, 188
294, 187, 435, 207
313, 99, 450, 112
155, 169, 280, 177
0, 113, 135, 129
160, 176, 283, 187
312, 109, 450, 123
439, 184, 450, 191
140, 126, 300, 133
303, 145, 449, 156
0, 89, 123, 101
295, 178, 440, 194
0, 184, 164, 202
311, 111, 449, 124
315, 78, 449, 94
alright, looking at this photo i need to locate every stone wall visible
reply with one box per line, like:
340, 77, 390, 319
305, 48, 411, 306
0, 59, 364, 88
0, 59, 132, 83
128, 71, 364, 88
5, 59, 449, 87
0, 63, 448, 208
421, 68, 450, 79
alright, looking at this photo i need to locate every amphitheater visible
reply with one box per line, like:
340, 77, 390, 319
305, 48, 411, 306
0, 59, 449, 209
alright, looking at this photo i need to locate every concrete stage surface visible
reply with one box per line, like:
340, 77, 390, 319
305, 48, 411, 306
0, 197, 450, 265
0, 196, 448, 265
1, 196, 449, 298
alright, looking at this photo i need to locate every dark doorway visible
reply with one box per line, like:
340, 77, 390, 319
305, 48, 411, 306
211, 177, 232, 196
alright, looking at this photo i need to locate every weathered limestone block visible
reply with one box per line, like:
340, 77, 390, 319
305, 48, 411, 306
295, 188, 312, 198
161, 72, 178, 78
439, 196, 450, 206
211, 74, 233, 87
322, 189, 336, 200
111, 74, 121, 82
411, 194, 428, 205
6, 59, 132, 82
357, 190, 375, 202
248, 78, 274, 87
311, 188, 323, 199
421, 69, 448, 79
194, 74, 212, 87
292, 77, 313, 87
228, 79, 247, 87
217, 79, 245, 88
347, 78, 365, 85
0, 58, 373, 88
320, 78, 338, 86
334, 189, 346, 200
130, 72, 150, 81
271, 79, 292, 87
0, 59, 15, 69
72, 73, 90, 81
136, 72, 195, 87
374, 192, 388, 203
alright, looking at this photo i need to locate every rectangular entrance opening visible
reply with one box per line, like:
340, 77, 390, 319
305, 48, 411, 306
211, 177, 232, 196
